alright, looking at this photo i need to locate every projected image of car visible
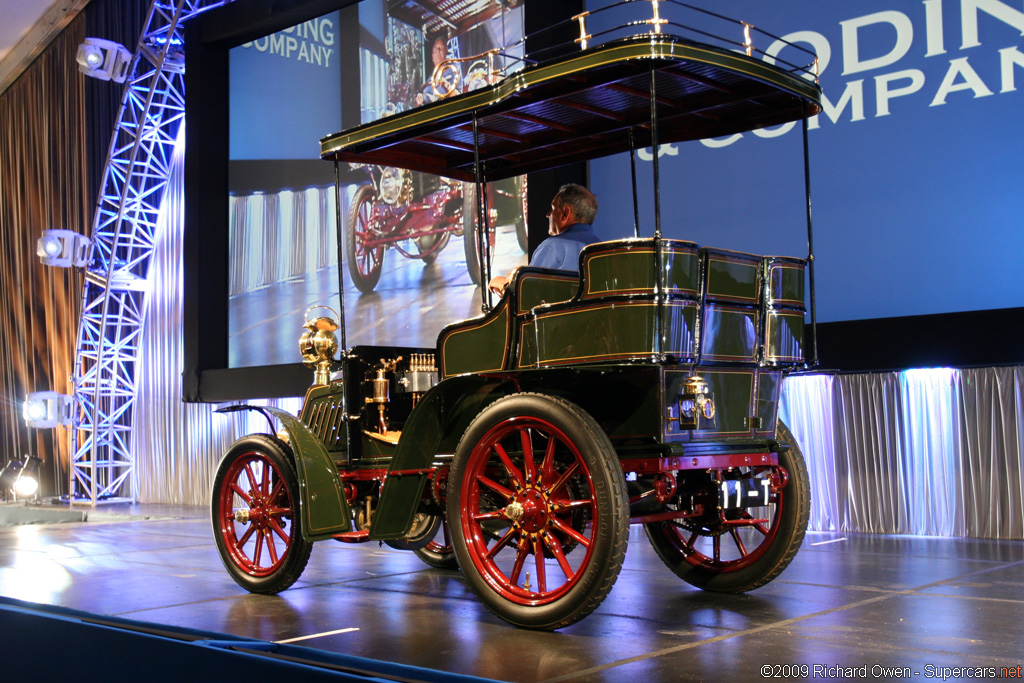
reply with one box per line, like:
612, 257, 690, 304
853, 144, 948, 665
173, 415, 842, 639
344, 0, 528, 293
345, 158, 526, 293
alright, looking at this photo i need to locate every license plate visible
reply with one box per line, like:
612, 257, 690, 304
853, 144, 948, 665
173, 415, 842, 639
718, 478, 771, 509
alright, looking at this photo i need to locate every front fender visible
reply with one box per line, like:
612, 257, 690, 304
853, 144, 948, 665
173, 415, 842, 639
219, 405, 351, 541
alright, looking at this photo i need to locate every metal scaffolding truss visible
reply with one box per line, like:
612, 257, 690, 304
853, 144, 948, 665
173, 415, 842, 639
72, 0, 225, 505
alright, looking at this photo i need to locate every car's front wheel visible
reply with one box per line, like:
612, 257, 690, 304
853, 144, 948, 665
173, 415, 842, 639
211, 434, 312, 594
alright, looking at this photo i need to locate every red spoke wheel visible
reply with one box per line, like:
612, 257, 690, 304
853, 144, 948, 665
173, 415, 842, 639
212, 435, 312, 594
448, 393, 628, 630
644, 420, 810, 592
347, 184, 385, 293
414, 519, 459, 569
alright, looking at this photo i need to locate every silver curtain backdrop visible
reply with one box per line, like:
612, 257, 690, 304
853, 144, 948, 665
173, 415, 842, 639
780, 368, 1024, 540
130, 134, 1024, 540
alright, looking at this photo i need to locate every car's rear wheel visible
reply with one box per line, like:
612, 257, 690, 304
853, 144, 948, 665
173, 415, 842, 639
448, 393, 629, 630
643, 420, 809, 592
414, 519, 458, 569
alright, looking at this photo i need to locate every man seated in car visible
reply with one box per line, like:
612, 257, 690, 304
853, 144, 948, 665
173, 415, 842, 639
488, 183, 599, 294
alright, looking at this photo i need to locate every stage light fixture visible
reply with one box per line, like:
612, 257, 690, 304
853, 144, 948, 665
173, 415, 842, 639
76, 37, 132, 83
15, 458, 41, 499
23, 392, 75, 429
37, 229, 91, 268
142, 33, 185, 73
0, 457, 43, 500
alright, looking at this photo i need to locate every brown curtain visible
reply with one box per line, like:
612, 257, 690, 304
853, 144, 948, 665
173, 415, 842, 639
0, 17, 90, 497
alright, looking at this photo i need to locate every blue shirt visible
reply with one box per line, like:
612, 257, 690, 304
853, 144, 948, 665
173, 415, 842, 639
528, 224, 600, 272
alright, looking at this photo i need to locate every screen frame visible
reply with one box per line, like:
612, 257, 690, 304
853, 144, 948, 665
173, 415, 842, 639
183, 0, 586, 402
184, 0, 360, 402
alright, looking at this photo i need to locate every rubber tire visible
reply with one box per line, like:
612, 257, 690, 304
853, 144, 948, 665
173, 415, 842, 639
447, 393, 629, 630
384, 512, 442, 551
347, 184, 385, 293
211, 434, 312, 594
413, 520, 459, 569
643, 419, 810, 592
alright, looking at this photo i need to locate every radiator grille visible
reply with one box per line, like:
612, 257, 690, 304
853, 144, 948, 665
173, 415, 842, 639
303, 396, 347, 452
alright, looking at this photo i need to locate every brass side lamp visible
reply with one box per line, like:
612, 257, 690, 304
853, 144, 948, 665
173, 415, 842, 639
678, 375, 716, 429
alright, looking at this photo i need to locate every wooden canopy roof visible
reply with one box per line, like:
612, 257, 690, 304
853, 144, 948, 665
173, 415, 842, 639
320, 35, 822, 182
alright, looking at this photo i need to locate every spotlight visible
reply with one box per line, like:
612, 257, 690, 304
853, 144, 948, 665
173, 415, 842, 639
15, 475, 39, 498
142, 33, 185, 73
15, 458, 41, 498
0, 457, 43, 501
76, 37, 133, 83
23, 392, 75, 429
37, 229, 91, 268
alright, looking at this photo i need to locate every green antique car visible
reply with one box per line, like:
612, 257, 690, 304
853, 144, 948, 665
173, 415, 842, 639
212, 4, 822, 630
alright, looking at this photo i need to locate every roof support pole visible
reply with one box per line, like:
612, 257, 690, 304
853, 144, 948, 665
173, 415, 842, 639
628, 128, 640, 239
331, 161, 356, 459
333, 162, 348, 356
472, 113, 492, 312
649, 65, 665, 359
801, 116, 819, 368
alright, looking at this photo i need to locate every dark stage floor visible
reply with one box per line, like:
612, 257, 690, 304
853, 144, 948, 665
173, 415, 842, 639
2, 503, 1022, 682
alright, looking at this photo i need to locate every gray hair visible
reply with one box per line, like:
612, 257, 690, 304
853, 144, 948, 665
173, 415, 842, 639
554, 183, 598, 225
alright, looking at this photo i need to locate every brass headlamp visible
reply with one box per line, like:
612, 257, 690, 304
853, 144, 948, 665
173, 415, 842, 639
299, 305, 340, 386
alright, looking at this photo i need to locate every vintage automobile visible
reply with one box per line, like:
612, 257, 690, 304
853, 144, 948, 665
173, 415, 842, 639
346, 159, 460, 293
346, 43, 528, 293
212, 3, 823, 630
346, 160, 526, 292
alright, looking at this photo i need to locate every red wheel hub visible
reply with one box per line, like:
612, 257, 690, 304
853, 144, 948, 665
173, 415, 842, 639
506, 488, 549, 532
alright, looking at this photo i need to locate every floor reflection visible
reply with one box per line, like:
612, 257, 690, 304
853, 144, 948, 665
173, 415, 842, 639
2, 513, 1022, 683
